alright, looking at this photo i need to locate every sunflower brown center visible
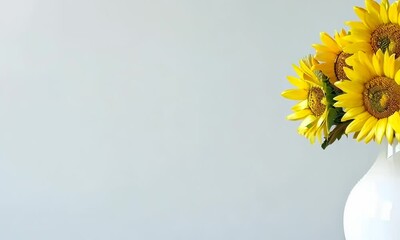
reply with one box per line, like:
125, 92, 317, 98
371, 23, 400, 57
334, 51, 352, 82
363, 76, 400, 119
308, 87, 325, 117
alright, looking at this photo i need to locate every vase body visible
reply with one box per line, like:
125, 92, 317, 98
344, 141, 400, 240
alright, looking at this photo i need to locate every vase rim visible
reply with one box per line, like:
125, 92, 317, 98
386, 139, 400, 159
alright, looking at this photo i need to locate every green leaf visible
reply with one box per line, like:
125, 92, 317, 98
321, 121, 351, 149
327, 108, 337, 129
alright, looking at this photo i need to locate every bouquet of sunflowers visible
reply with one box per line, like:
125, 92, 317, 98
282, 0, 400, 149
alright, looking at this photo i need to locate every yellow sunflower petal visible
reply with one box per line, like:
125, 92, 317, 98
292, 100, 308, 111
354, 7, 368, 23
380, 2, 390, 24
342, 106, 366, 121
343, 67, 367, 83
350, 29, 372, 40
365, 10, 383, 29
366, 0, 381, 13
346, 112, 371, 134
316, 127, 323, 143
388, 111, 400, 132
383, 51, 396, 78
373, 53, 384, 76
365, 125, 377, 143
335, 80, 364, 93
346, 21, 370, 31
287, 109, 313, 121
340, 92, 363, 101
334, 99, 363, 109
357, 116, 378, 141
375, 118, 388, 143
316, 112, 327, 128
299, 115, 317, 129
287, 76, 308, 89
312, 44, 335, 53
357, 51, 375, 74
315, 51, 338, 62
343, 41, 373, 54
389, 2, 398, 23
281, 89, 308, 100
313, 62, 335, 76
320, 32, 341, 52
292, 64, 303, 78
300, 59, 315, 76
353, 64, 374, 82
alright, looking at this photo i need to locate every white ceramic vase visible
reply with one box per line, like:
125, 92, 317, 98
344, 140, 400, 240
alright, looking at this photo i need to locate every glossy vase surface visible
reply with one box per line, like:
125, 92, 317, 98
344, 140, 400, 240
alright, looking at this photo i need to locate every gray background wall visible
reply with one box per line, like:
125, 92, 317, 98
0, 0, 379, 239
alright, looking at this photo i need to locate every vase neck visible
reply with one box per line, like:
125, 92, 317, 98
387, 139, 400, 159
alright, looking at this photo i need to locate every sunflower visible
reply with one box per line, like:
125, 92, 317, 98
334, 50, 400, 144
281, 56, 330, 143
313, 30, 352, 85
345, 0, 400, 57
